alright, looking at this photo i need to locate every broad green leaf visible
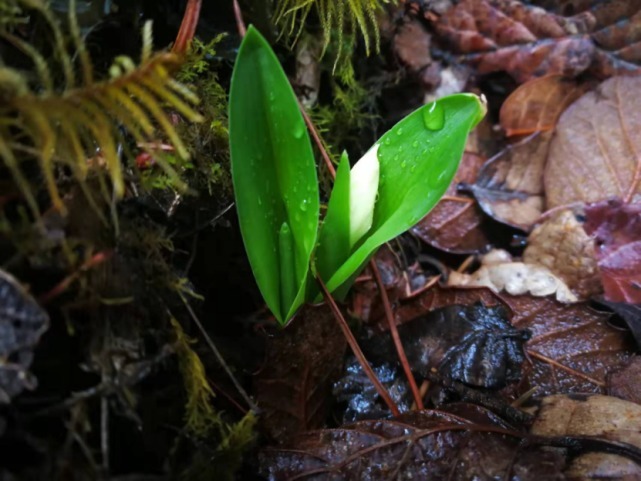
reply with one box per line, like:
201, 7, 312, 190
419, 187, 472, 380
229, 26, 319, 324
323, 94, 485, 293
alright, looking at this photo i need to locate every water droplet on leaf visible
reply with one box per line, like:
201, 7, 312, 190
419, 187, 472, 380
423, 101, 445, 131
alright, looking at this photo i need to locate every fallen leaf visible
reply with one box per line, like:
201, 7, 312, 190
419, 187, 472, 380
261, 408, 567, 480
447, 249, 578, 302
432, 0, 641, 82
528, 394, 641, 479
0, 269, 49, 403
254, 305, 346, 442
507, 296, 635, 395
608, 356, 641, 404
470, 132, 550, 231
583, 199, 641, 302
595, 298, 641, 349
394, 18, 432, 72
499, 75, 592, 136
523, 209, 601, 299
413, 152, 490, 253
545, 76, 641, 208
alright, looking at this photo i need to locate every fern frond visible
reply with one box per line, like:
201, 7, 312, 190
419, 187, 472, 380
0, 0, 203, 219
274, 0, 395, 63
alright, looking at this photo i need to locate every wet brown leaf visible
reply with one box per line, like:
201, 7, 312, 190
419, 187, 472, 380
545, 76, 641, 208
471, 132, 550, 231
596, 299, 641, 349
523, 209, 601, 299
507, 296, 635, 395
584, 199, 641, 302
254, 305, 346, 442
500, 75, 592, 136
413, 152, 490, 253
528, 394, 641, 479
394, 18, 432, 72
432, 0, 641, 82
608, 356, 641, 404
261, 408, 567, 480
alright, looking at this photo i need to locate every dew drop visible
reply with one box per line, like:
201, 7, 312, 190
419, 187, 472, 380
299, 199, 308, 211
258, 197, 262, 206
401, 160, 407, 168
412, 140, 419, 148
293, 121, 305, 139
423, 101, 445, 131
410, 165, 416, 173
396, 127, 404, 136
384, 137, 391, 146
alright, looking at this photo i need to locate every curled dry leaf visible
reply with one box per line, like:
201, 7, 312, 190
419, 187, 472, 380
545, 76, 641, 208
584, 199, 641, 303
499, 75, 592, 137
507, 295, 635, 396
0, 269, 49, 403
413, 152, 490, 253
261, 408, 567, 480
528, 394, 641, 479
432, 0, 641, 82
523, 209, 601, 299
447, 249, 578, 302
254, 305, 346, 442
608, 356, 641, 405
470, 132, 550, 231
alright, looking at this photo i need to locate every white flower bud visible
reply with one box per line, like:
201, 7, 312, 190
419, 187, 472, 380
349, 143, 380, 247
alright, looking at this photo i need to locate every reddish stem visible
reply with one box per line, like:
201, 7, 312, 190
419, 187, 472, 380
317, 274, 401, 417
369, 260, 424, 410
172, 0, 202, 55
233, 0, 247, 37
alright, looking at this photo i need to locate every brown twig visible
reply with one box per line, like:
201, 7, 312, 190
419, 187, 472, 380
233, 0, 247, 37
172, 0, 202, 54
316, 275, 400, 416
369, 260, 424, 410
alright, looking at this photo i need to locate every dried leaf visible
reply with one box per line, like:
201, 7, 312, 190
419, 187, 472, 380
500, 75, 592, 136
0, 269, 48, 403
545, 76, 641, 208
394, 19, 432, 72
584, 199, 641, 302
523, 209, 601, 299
528, 394, 641, 479
447, 249, 578, 302
596, 299, 641, 349
254, 305, 346, 442
433, 0, 641, 82
471, 132, 550, 231
261, 408, 567, 480
413, 152, 490, 253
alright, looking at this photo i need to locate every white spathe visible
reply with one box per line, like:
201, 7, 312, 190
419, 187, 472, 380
349, 143, 380, 247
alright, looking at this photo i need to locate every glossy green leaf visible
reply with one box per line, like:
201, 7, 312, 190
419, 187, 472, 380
322, 94, 486, 293
229, 26, 319, 324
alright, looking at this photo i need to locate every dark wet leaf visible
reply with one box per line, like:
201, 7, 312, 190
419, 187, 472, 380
607, 356, 641, 404
363, 303, 530, 389
584, 199, 641, 303
413, 152, 491, 253
432, 0, 641, 83
506, 295, 635, 396
260, 408, 567, 480
0, 269, 49, 402
470, 132, 550, 231
254, 305, 346, 442
595, 299, 641, 349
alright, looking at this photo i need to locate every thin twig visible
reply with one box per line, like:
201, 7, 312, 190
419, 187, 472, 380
180, 295, 259, 413
316, 275, 400, 416
298, 99, 337, 178
233, 0, 247, 37
172, 0, 202, 54
370, 259, 423, 410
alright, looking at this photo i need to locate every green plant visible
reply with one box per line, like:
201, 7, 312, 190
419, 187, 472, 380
229, 26, 486, 325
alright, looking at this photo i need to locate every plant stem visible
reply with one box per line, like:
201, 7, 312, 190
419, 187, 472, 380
316, 275, 400, 417
369, 259, 424, 410
233, 0, 247, 37
172, 0, 202, 54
